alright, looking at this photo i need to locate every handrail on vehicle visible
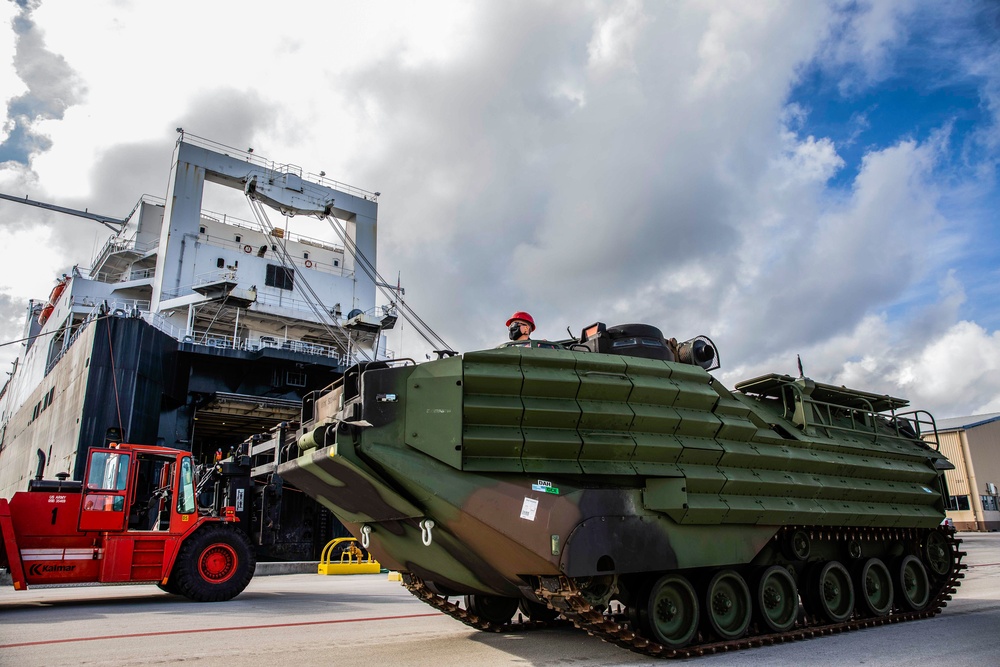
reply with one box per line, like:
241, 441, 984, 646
778, 384, 940, 450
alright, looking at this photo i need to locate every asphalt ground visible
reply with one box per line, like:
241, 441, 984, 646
1, 533, 998, 667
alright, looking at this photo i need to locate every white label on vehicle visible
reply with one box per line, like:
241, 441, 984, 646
236, 488, 245, 512
520, 497, 538, 521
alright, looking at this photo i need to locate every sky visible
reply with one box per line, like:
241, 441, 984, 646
0, 0, 998, 419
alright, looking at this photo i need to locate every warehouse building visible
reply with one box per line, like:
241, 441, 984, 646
932, 413, 1000, 531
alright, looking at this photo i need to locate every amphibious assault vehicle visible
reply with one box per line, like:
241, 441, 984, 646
277, 322, 964, 658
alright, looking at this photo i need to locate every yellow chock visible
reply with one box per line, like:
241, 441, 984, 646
318, 537, 382, 575
387, 571, 402, 581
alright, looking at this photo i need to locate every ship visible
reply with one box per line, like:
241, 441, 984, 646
0, 132, 397, 559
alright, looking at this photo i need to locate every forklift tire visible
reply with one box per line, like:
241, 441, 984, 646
157, 579, 182, 595
173, 524, 256, 602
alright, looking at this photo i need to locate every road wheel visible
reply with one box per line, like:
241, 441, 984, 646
518, 598, 559, 622
924, 530, 952, 578
174, 524, 256, 602
755, 565, 798, 633
641, 573, 700, 649
896, 555, 930, 611
855, 558, 893, 617
812, 561, 854, 623
465, 594, 518, 624
704, 569, 752, 640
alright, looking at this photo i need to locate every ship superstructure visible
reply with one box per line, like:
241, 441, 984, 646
0, 135, 394, 558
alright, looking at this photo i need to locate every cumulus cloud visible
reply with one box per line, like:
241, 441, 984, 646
0, 87, 281, 375
1, 1, 998, 422
334, 2, 999, 418
821, 0, 918, 93
342, 3, 833, 350
0, 292, 29, 373
0, 0, 85, 165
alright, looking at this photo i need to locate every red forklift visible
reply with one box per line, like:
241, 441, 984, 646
0, 443, 255, 601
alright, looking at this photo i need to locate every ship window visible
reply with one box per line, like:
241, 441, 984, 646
333, 260, 339, 267
234, 260, 238, 268
199, 226, 206, 234
217, 258, 225, 268
265, 264, 294, 291
286, 371, 307, 387
48, 387, 55, 405
303, 252, 309, 260
235, 235, 242, 243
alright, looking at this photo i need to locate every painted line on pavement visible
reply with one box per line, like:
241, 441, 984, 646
0, 612, 442, 649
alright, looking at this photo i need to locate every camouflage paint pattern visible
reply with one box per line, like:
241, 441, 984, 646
278, 343, 951, 598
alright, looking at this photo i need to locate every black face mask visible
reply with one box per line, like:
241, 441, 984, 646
508, 323, 522, 340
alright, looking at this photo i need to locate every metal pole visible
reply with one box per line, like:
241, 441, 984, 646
959, 430, 985, 531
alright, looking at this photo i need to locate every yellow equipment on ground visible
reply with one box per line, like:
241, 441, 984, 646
318, 537, 382, 575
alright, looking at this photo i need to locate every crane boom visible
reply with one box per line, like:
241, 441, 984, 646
0, 191, 126, 232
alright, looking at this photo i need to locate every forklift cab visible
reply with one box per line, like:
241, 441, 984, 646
78, 445, 198, 535
130, 453, 176, 531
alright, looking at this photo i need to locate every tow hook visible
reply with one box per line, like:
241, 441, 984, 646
419, 519, 435, 546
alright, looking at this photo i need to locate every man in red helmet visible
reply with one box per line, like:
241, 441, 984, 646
506, 311, 535, 342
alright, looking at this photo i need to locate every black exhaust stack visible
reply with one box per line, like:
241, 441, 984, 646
34, 448, 46, 481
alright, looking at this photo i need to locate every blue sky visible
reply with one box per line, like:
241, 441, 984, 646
0, 1, 998, 417
785, 3, 1000, 334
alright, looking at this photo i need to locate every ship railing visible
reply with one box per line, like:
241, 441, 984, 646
183, 268, 356, 297
197, 232, 346, 275
190, 268, 238, 287
251, 289, 345, 313
44, 299, 149, 376
90, 236, 159, 271
142, 311, 350, 363
86, 267, 157, 284
142, 311, 184, 339
158, 277, 355, 317
185, 329, 351, 364
69, 296, 151, 312
179, 132, 378, 202
198, 212, 345, 254
125, 267, 156, 281
86, 260, 158, 285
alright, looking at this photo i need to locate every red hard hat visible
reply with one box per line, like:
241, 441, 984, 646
506, 311, 535, 331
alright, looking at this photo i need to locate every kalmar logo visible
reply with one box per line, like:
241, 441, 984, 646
28, 563, 77, 576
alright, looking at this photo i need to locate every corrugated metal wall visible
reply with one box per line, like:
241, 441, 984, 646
968, 420, 1000, 493
938, 421, 1000, 531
